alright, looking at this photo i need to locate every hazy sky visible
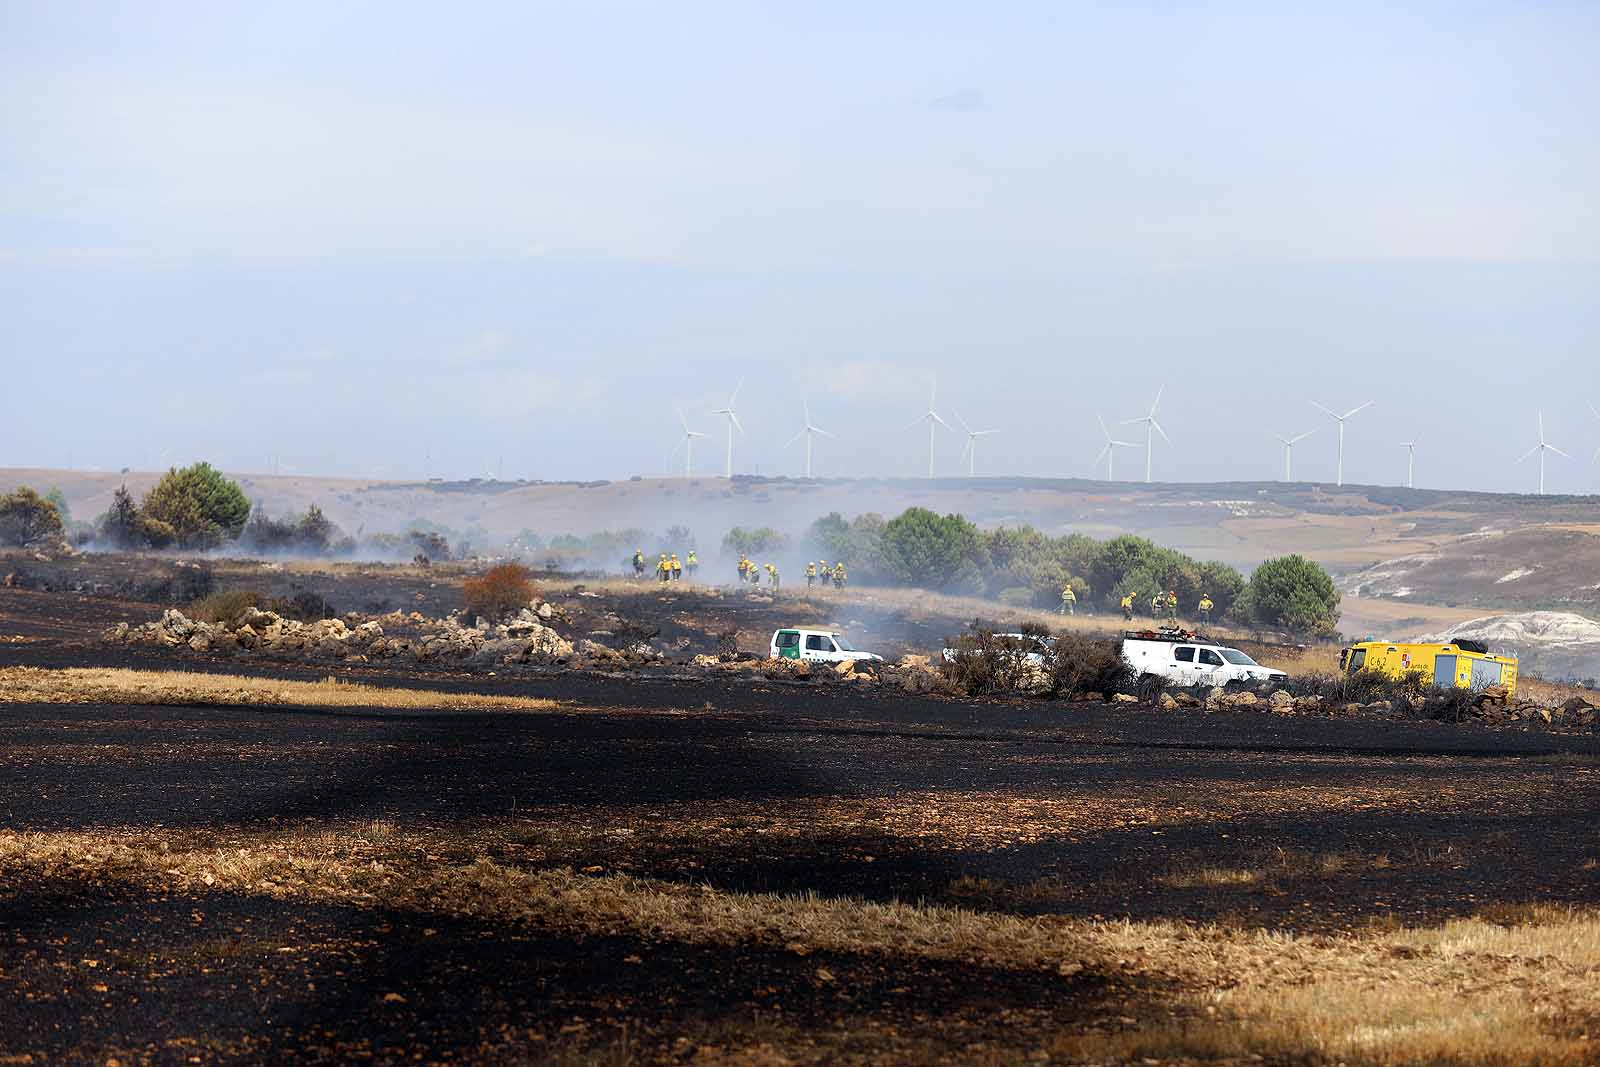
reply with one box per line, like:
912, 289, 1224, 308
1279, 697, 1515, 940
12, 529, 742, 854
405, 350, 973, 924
4, 1, 1597, 492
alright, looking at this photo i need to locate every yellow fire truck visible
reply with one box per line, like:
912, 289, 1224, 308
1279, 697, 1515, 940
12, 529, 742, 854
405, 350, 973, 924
1338, 639, 1518, 699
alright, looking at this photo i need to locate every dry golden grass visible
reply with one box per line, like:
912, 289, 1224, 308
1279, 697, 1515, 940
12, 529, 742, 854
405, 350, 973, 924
0, 666, 560, 713
5, 825, 1598, 1066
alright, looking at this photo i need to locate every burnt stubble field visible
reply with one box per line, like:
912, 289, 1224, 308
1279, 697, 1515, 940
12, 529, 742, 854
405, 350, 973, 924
3, 569, 1600, 1066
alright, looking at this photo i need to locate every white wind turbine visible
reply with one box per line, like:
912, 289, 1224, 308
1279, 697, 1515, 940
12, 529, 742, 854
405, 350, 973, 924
1308, 399, 1374, 487
670, 408, 706, 479
1274, 430, 1315, 482
905, 378, 953, 478
1590, 402, 1600, 468
1400, 440, 1418, 489
954, 411, 999, 477
711, 378, 745, 479
1093, 414, 1140, 482
785, 399, 834, 479
1120, 386, 1170, 484
1517, 411, 1569, 496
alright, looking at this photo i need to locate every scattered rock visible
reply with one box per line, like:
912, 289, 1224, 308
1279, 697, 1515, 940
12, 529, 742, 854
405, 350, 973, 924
1157, 692, 1179, 711
1110, 693, 1138, 704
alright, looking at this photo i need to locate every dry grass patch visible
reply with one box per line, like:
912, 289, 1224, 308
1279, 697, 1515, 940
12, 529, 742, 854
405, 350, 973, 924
5, 825, 1600, 1067
0, 666, 560, 713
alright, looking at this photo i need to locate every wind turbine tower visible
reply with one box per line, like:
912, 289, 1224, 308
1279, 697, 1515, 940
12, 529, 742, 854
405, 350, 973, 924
1120, 386, 1170, 484
785, 399, 834, 479
1273, 430, 1315, 482
670, 408, 706, 479
954, 411, 999, 477
905, 378, 952, 479
1309, 399, 1374, 487
1093, 414, 1140, 482
1517, 411, 1568, 496
1400, 441, 1418, 489
711, 379, 745, 479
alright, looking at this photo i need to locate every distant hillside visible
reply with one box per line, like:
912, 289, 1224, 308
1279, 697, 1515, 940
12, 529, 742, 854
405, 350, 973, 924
6, 467, 1599, 579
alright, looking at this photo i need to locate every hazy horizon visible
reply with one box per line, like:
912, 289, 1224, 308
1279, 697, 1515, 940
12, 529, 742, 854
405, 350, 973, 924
4, 2, 1597, 492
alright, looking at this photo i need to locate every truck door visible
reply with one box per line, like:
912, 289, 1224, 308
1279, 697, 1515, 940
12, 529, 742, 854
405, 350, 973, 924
1433, 654, 1457, 689
1173, 646, 1199, 684
1196, 647, 1226, 683
774, 631, 801, 660
803, 633, 832, 661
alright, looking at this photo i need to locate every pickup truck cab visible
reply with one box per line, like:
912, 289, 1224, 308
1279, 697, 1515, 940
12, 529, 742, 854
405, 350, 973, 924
1122, 628, 1286, 687
771, 628, 883, 664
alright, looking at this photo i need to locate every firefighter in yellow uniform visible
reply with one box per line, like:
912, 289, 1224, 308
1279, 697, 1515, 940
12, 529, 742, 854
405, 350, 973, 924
685, 550, 699, 580
632, 549, 646, 579
765, 563, 779, 592
1165, 589, 1179, 622
657, 554, 670, 583
737, 555, 750, 583
817, 560, 828, 589
670, 553, 683, 582
1060, 584, 1076, 616
1198, 593, 1214, 626
805, 562, 817, 588
832, 562, 846, 589
1120, 592, 1135, 621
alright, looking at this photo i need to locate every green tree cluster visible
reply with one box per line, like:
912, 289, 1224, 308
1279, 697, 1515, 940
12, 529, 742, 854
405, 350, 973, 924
721, 525, 788, 558
799, 507, 1338, 634
140, 463, 250, 549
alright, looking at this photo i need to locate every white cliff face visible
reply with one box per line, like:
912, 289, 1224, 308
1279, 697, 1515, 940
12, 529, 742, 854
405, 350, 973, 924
1424, 612, 1600, 682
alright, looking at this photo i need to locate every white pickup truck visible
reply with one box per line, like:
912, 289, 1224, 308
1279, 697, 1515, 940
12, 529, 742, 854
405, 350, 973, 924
1122, 628, 1286, 688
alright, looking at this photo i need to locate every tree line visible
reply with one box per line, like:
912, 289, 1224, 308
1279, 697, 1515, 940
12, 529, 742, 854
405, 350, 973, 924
803, 507, 1340, 635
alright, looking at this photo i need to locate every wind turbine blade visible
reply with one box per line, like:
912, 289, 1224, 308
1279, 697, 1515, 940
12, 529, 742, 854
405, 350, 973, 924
1547, 444, 1571, 460
1150, 418, 1171, 444
784, 429, 807, 448
730, 377, 744, 407
930, 412, 954, 431
1093, 444, 1111, 466
1118, 417, 1145, 427
1516, 445, 1540, 464
670, 436, 686, 458
1274, 434, 1290, 445
1590, 400, 1600, 422
974, 429, 999, 437
1097, 414, 1111, 440
1537, 410, 1546, 444
811, 425, 836, 438
953, 410, 973, 434
676, 407, 690, 433
1341, 400, 1375, 420
1149, 384, 1165, 417
1308, 401, 1339, 419
804, 398, 812, 425
960, 437, 973, 460
1112, 439, 1140, 448
729, 412, 745, 434
902, 415, 929, 433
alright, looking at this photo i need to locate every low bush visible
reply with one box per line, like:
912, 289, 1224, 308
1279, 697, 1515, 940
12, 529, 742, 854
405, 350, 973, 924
187, 589, 263, 624
942, 629, 1043, 696
1291, 668, 1430, 707
1046, 634, 1130, 699
462, 563, 537, 623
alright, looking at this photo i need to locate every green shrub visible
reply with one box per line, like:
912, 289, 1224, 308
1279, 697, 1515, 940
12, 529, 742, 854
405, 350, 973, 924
141, 463, 250, 549
0, 486, 65, 548
187, 589, 263, 624
1245, 555, 1340, 636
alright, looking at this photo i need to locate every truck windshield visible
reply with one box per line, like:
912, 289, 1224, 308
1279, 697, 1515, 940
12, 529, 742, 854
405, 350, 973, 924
1220, 649, 1258, 666
833, 635, 856, 652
